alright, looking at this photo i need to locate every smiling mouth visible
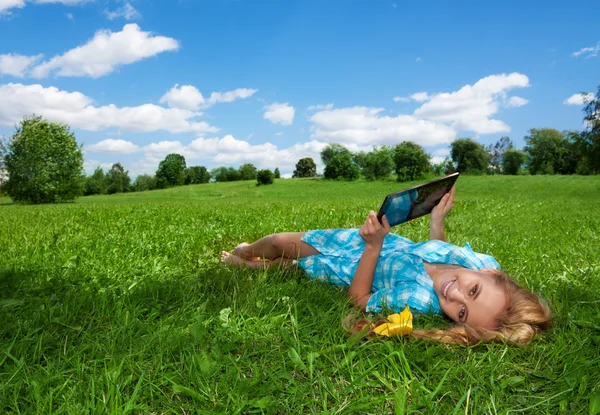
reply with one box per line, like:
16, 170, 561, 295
442, 279, 456, 299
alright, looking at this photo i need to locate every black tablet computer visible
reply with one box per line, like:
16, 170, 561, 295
377, 172, 460, 227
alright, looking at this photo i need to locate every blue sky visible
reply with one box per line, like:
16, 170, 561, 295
0, 0, 598, 177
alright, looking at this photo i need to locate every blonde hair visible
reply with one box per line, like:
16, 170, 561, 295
347, 272, 551, 346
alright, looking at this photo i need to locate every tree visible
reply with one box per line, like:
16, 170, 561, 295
105, 163, 131, 194
353, 151, 367, 169
322, 144, 359, 180
486, 136, 513, 174
156, 153, 187, 188
0, 115, 84, 204
274, 167, 281, 179
238, 163, 257, 180
523, 128, 564, 175
582, 86, 600, 174
226, 167, 241, 181
321, 143, 352, 166
361, 146, 394, 180
502, 149, 527, 175
293, 158, 317, 178
450, 138, 490, 174
211, 166, 229, 182
432, 158, 456, 176
256, 169, 275, 185
393, 141, 431, 181
133, 174, 156, 191
84, 167, 106, 195
185, 166, 210, 184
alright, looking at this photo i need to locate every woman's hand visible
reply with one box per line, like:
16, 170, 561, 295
359, 211, 390, 248
430, 186, 455, 226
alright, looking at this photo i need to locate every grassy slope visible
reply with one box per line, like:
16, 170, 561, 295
0, 176, 599, 414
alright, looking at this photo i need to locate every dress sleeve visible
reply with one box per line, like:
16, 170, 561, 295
365, 285, 440, 314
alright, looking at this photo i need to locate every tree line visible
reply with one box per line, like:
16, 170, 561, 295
84, 157, 281, 196
1, 86, 598, 204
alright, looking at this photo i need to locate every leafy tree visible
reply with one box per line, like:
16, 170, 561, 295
211, 166, 229, 182
293, 158, 317, 178
321, 143, 352, 166
322, 144, 359, 180
185, 166, 210, 184
502, 149, 527, 175
361, 146, 394, 180
238, 163, 258, 180
393, 141, 431, 181
133, 174, 156, 191
156, 153, 187, 188
486, 136, 513, 174
353, 151, 367, 169
0, 115, 84, 204
523, 128, 565, 175
256, 169, 274, 185
105, 163, 131, 194
274, 167, 281, 179
84, 167, 106, 196
432, 158, 456, 176
581, 86, 600, 174
450, 138, 490, 174
226, 167, 241, 181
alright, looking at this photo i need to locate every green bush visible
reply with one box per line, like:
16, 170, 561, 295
256, 169, 274, 185
394, 141, 431, 181
1, 115, 84, 204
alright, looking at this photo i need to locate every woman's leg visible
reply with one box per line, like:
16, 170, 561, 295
232, 232, 320, 260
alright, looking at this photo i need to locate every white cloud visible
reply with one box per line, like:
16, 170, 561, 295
307, 103, 334, 111
35, 0, 89, 4
393, 92, 429, 103
573, 42, 600, 59
0, 0, 24, 14
410, 92, 429, 102
507, 96, 529, 107
84, 159, 114, 174
87, 138, 141, 154
309, 106, 456, 147
0, 83, 219, 134
159, 84, 257, 111
0, 54, 42, 77
414, 72, 530, 134
104, 2, 140, 20
429, 147, 450, 164
275, 132, 283, 136
264, 102, 295, 125
564, 92, 595, 106
31, 24, 179, 78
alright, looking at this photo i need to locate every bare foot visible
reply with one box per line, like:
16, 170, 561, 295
232, 242, 250, 258
220, 251, 264, 269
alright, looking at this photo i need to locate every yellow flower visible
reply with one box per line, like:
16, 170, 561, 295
372, 306, 413, 337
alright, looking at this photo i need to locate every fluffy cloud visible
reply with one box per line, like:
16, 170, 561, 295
0, 83, 219, 134
31, 24, 179, 78
573, 42, 600, 59
507, 96, 529, 107
104, 2, 140, 20
263, 102, 295, 125
414, 72, 530, 134
0, 53, 42, 77
159, 84, 257, 111
0, 0, 25, 14
429, 147, 450, 165
87, 139, 141, 154
564, 92, 595, 106
309, 106, 456, 147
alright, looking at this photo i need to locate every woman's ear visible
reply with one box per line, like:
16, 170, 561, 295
480, 268, 503, 277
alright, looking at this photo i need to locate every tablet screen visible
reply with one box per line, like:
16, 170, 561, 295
377, 173, 459, 227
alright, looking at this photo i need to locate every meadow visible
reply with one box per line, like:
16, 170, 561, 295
1, 175, 599, 414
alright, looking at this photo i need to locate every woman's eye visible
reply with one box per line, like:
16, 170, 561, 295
470, 285, 478, 295
459, 307, 465, 319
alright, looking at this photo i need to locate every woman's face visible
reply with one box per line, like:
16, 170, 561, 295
433, 268, 507, 329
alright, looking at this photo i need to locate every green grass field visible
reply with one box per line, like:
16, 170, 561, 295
1, 175, 599, 414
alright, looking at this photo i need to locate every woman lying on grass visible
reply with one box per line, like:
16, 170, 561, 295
221, 187, 551, 345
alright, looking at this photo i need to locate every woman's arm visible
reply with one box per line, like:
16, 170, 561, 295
429, 186, 455, 242
348, 211, 390, 311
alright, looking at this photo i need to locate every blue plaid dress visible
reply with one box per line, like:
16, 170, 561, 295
296, 229, 501, 315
